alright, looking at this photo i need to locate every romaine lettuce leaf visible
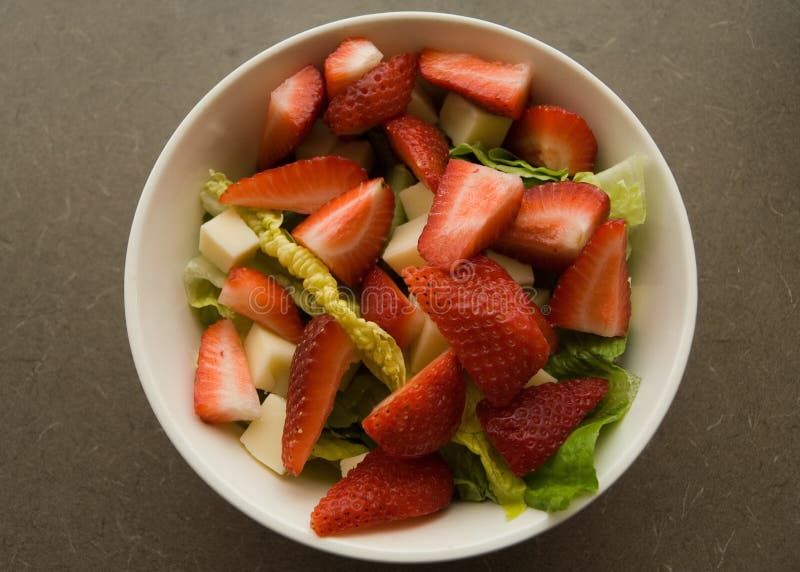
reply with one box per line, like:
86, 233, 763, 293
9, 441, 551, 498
386, 164, 415, 236
450, 143, 568, 186
311, 431, 369, 461
574, 153, 647, 226
327, 373, 390, 429
183, 255, 235, 325
440, 442, 494, 503
200, 170, 231, 216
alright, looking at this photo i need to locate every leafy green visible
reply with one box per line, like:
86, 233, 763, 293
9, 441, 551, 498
574, 153, 647, 226
200, 170, 231, 216
386, 163, 415, 236
450, 143, 568, 186
524, 332, 640, 511
311, 431, 369, 461
183, 255, 235, 325
327, 373, 390, 429
440, 442, 494, 503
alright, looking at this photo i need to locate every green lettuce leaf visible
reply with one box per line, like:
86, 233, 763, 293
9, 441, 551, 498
386, 163, 415, 236
311, 431, 369, 461
200, 170, 231, 216
327, 373, 390, 429
450, 143, 568, 186
183, 255, 235, 325
574, 153, 647, 226
440, 442, 494, 503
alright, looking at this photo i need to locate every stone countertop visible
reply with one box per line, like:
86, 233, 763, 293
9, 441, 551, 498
1, 1, 797, 570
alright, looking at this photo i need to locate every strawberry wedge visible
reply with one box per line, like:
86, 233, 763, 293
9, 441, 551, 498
194, 319, 261, 423
384, 115, 450, 192
418, 159, 524, 269
218, 267, 305, 344
292, 178, 395, 286
324, 37, 384, 99
548, 219, 631, 337
219, 156, 367, 214
257, 65, 324, 170
360, 266, 425, 349
419, 49, 532, 119
282, 315, 357, 476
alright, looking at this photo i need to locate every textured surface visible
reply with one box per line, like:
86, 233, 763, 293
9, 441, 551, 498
1, 0, 798, 570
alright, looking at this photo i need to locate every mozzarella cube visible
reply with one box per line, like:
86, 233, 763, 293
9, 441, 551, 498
408, 313, 450, 374
406, 85, 438, 125
486, 251, 534, 287
330, 139, 374, 171
295, 120, 337, 159
340, 452, 367, 477
198, 208, 259, 273
398, 182, 434, 220
525, 369, 558, 387
240, 394, 287, 475
244, 324, 296, 395
439, 92, 513, 149
382, 214, 428, 274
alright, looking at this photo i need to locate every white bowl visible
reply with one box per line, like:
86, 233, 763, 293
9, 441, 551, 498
125, 12, 697, 563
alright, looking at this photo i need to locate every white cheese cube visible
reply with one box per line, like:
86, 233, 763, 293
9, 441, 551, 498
330, 139, 374, 171
198, 208, 260, 273
240, 394, 287, 475
439, 92, 513, 149
340, 452, 367, 477
486, 251, 534, 287
525, 369, 558, 387
244, 324, 296, 395
408, 313, 450, 374
295, 120, 337, 159
398, 182, 434, 220
406, 85, 438, 125
382, 214, 428, 274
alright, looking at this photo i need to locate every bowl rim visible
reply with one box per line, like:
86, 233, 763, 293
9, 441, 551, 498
125, 10, 697, 563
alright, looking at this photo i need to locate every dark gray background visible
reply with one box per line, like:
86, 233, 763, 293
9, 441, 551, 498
1, 0, 798, 570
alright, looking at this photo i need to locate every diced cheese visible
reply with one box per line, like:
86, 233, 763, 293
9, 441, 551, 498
398, 182, 434, 220
294, 120, 337, 159
486, 250, 534, 287
330, 139, 374, 171
382, 214, 428, 274
198, 208, 259, 273
244, 324, 296, 395
439, 92, 513, 149
406, 85, 438, 124
525, 369, 558, 387
240, 394, 287, 475
408, 313, 450, 374
339, 452, 367, 477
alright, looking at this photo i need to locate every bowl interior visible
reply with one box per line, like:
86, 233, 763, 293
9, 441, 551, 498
125, 12, 696, 563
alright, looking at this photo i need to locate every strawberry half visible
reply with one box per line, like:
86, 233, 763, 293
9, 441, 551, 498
324, 53, 418, 135
530, 299, 559, 355
548, 219, 631, 337
506, 105, 598, 176
363, 351, 464, 458
360, 266, 425, 349
282, 315, 357, 476
384, 115, 449, 192
419, 48, 532, 119
403, 255, 550, 407
324, 37, 384, 99
218, 267, 305, 344
292, 178, 395, 286
493, 181, 611, 272
477, 378, 609, 476
310, 448, 453, 536
219, 156, 367, 214
257, 65, 324, 170
417, 159, 524, 269
193, 319, 261, 423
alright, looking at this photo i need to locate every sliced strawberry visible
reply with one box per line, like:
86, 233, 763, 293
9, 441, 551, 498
530, 300, 559, 355
384, 115, 449, 192
419, 49, 532, 119
324, 37, 384, 99
403, 255, 550, 407
218, 267, 305, 343
292, 178, 394, 286
219, 156, 367, 214
493, 181, 611, 272
360, 266, 425, 349
193, 319, 260, 423
282, 315, 357, 476
256, 65, 324, 170
477, 378, 609, 476
506, 105, 598, 175
310, 448, 453, 536
417, 159, 524, 269
548, 219, 631, 337
324, 53, 418, 135
363, 351, 464, 458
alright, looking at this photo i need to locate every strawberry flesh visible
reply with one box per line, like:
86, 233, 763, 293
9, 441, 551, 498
324, 37, 384, 99
477, 378, 609, 476
360, 266, 425, 349
384, 114, 450, 192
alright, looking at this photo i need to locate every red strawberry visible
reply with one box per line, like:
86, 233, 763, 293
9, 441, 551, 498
363, 351, 464, 458
530, 300, 559, 355
257, 65, 324, 170
494, 181, 611, 272
548, 219, 631, 337
403, 255, 550, 407
417, 159, 524, 269
324, 37, 384, 99
292, 178, 394, 286
282, 315, 357, 476
219, 156, 367, 214
477, 378, 609, 476
384, 115, 449, 192
218, 267, 305, 344
324, 53, 418, 135
310, 448, 453, 536
419, 49, 532, 119
193, 319, 261, 423
506, 105, 598, 175
360, 266, 425, 349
